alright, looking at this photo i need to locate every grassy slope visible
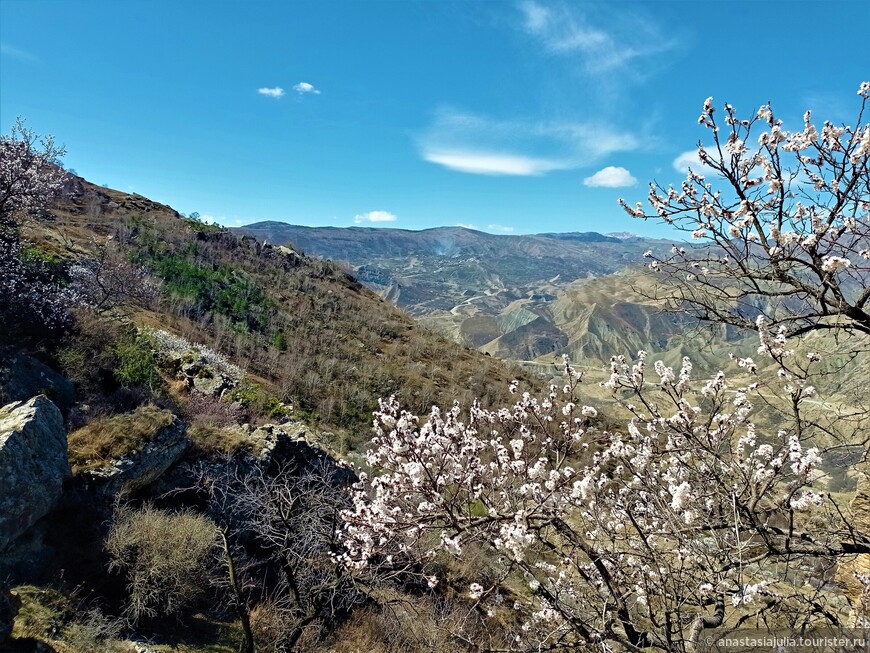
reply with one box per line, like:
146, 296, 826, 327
24, 177, 536, 446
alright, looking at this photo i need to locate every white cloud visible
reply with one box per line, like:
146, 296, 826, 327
518, 1, 678, 76
487, 224, 514, 233
419, 109, 639, 176
425, 150, 562, 176
257, 87, 285, 98
354, 210, 397, 224
456, 223, 478, 230
583, 166, 637, 187
293, 82, 320, 95
673, 148, 717, 175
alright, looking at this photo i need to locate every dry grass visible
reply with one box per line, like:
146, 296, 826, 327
313, 593, 501, 653
187, 424, 252, 458
67, 405, 175, 472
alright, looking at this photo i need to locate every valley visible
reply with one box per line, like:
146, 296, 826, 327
237, 222, 754, 369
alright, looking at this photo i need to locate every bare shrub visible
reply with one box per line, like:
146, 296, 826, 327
61, 608, 126, 653
106, 504, 217, 623
249, 599, 300, 652
185, 391, 245, 429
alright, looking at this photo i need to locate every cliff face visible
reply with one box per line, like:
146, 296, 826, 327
0, 396, 70, 552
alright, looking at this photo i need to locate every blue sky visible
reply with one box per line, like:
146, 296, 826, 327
1, 1, 867, 237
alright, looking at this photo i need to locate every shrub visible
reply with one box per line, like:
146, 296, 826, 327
226, 380, 292, 422
0, 232, 76, 346
61, 608, 126, 653
58, 312, 125, 397
113, 332, 160, 389
137, 247, 273, 333
106, 505, 217, 623
185, 391, 245, 428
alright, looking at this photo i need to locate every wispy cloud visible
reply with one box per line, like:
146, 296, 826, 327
419, 109, 639, 176
0, 43, 37, 62
583, 166, 637, 188
456, 223, 478, 230
487, 224, 514, 233
293, 82, 321, 95
354, 210, 397, 224
425, 151, 562, 176
517, 1, 679, 76
257, 87, 285, 98
673, 148, 717, 175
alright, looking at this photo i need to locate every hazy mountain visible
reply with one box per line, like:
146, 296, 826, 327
237, 221, 698, 363
238, 223, 667, 288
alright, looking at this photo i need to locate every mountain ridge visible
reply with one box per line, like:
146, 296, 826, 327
235, 220, 688, 364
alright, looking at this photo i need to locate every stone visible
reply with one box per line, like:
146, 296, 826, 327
80, 414, 190, 497
192, 372, 234, 398
0, 396, 70, 552
0, 348, 75, 416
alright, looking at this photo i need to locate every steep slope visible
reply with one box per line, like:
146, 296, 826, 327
23, 178, 534, 440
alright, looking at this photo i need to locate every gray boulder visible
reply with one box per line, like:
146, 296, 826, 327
192, 371, 235, 398
0, 348, 75, 416
0, 396, 70, 552
81, 413, 190, 497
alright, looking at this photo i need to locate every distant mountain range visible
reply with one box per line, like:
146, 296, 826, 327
236, 222, 737, 365
238, 223, 657, 279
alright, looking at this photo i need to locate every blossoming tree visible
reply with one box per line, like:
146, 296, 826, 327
341, 347, 866, 651
0, 116, 67, 229
0, 118, 74, 342
618, 83, 869, 339
338, 86, 870, 652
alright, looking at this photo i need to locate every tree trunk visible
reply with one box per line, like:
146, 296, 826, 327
219, 529, 256, 653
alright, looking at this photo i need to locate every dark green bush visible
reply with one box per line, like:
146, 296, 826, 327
114, 332, 160, 388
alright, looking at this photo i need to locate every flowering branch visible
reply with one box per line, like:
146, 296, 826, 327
340, 339, 866, 651
0, 116, 68, 228
622, 83, 870, 338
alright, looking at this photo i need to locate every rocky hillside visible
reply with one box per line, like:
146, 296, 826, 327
18, 177, 534, 443
0, 172, 547, 653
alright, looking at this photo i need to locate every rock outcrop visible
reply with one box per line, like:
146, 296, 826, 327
153, 420, 355, 499
191, 370, 235, 398
242, 421, 355, 483
0, 396, 70, 552
0, 348, 75, 416
154, 345, 241, 399
80, 414, 190, 497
